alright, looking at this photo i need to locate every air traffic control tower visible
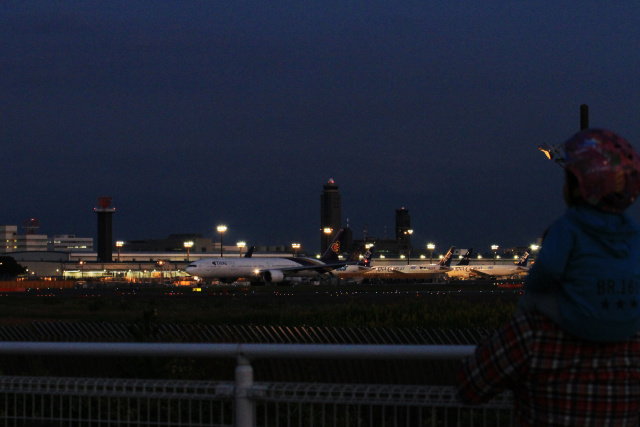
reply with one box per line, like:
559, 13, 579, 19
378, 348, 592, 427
94, 197, 115, 262
320, 178, 341, 253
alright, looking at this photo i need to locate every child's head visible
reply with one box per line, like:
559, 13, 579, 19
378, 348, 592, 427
563, 129, 640, 213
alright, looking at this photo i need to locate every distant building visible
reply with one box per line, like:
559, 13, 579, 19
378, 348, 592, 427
0, 225, 48, 252
320, 178, 342, 253
395, 208, 413, 256
123, 234, 215, 253
50, 235, 93, 252
0, 225, 18, 252
0, 226, 93, 253
95, 197, 115, 262
352, 208, 413, 257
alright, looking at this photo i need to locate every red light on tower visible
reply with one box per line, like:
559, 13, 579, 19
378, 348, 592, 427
98, 197, 112, 209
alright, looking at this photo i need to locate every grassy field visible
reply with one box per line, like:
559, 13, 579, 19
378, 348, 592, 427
0, 283, 520, 330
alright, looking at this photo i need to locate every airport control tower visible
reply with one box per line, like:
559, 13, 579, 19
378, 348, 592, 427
94, 197, 115, 262
320, 179, 341, 253
395, 208, 413, 256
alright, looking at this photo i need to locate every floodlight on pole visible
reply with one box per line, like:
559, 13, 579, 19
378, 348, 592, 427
292, 243, 301, 257
116, 241, 124, 262
237, 241, 246, 257
427, 243, 435, 264
184, 241, 194, 261
491, 245, 499, 265
217, 225, 227, 257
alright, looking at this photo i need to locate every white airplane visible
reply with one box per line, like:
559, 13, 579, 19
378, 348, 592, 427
363, 246, 456, 280
463, 250, 531, 279
185, 229, 347, 284
446, 248, 476, 280
332, 246, 375, 283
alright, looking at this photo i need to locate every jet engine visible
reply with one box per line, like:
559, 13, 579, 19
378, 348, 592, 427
263, 270, 285, 283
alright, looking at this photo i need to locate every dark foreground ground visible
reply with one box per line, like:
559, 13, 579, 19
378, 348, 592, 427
0, 281, 521, 384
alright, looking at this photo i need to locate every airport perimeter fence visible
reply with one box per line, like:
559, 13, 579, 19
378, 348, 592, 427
0, 342, 515, 427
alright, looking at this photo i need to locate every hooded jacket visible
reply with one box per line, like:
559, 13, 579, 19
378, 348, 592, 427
519, 206, 640, 341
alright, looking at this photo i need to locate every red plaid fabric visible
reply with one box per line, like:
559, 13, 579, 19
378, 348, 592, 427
458, 310, 640, 426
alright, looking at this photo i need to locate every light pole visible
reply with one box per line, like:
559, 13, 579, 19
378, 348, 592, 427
237, 241, 246, 257
292, 243, 300, 257
322, 227, 333, 255
217, 225, 227, 257
116, 241, 124, 262
427, 243, 435, 264
405, 229, 413, 264
184, 241, 193, 262
491, 245, 499, 265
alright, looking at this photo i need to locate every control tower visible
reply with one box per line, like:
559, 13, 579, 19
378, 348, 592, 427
320, 179, 341, 253
395, 208, 412, 255
94, 197, 115, 262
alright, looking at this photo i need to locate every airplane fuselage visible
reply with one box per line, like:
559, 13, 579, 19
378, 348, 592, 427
365, 264, 449, 279
186, 257, 332, 282
447, 264, 528, 279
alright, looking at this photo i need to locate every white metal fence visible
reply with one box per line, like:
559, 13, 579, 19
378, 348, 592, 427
0, 342, 513, 426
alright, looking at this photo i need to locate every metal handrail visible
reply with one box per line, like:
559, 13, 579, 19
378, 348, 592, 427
0, 341, 476, 360
0, 342, 478, 427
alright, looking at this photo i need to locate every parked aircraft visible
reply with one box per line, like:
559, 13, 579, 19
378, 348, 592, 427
332, 246, 375, 283
446, 249, 475, 279
185, 229, 346, 284
363, 246, 456, 281
467, 250, 531, 279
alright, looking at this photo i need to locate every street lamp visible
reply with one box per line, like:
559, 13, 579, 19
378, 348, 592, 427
116, 241, 124, 262
292, 243, 301, 257
491, 245, 499, 265
405, 229, 413, 264
237, 241, 246, 257
217, 225, 227, 257
427, 243, 435, 264
322, 227, 333, 255
184, 241, 194, 261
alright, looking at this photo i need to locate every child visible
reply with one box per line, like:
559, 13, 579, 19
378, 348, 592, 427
518, 128, 640, 341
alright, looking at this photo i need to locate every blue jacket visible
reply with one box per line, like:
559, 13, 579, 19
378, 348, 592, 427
520, 206, 640, 342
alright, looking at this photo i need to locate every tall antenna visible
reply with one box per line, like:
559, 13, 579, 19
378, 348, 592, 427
22, 218, 40, 234
580, 104, 589, 130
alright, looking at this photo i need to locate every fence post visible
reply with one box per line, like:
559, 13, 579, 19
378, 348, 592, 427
235, 354, 254, 427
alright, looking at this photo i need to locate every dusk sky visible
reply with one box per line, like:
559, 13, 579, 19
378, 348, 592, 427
3, 1, 640, 255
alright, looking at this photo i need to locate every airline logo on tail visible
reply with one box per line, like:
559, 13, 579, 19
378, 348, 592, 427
359, 247, 374, 267
331, 242, 340, 254
438, 246, 456, 268
517, 251, 531, 268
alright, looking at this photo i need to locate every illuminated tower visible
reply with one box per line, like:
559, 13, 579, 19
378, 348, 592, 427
320, 178, 341, 253
395, 208, 412, 255
94, 197, 115, 262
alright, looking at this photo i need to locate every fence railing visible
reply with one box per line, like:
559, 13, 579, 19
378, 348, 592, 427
0, 342, 513, 426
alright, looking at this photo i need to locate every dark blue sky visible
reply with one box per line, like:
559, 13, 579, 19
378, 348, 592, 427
2, 1, 640, 255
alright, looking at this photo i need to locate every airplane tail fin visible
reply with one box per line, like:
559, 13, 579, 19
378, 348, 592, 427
457, 248, 473, 266
358, 246, 374, 267
243, 246, 255, 258
516, 250, 531, 267
438, 246, 456, 267
320, 228, 345, 263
